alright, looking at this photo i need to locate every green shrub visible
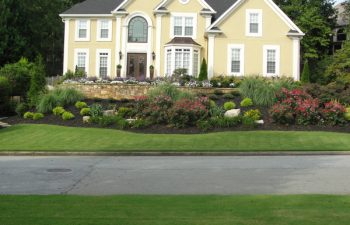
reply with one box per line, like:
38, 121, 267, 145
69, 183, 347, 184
239, 77, 275, 107
224, 102, 236, 110
301, 60, 310, 84
118, 107, 132, 118
209, 94, 219, 100
52, 106, 65, 116
240, 98, 253, 107
209, 100, 216, 108
0, 76, 10, 103
130, 119, 152, 129
97, 115, 118, 127
148, 83, 181, 101
209, 116, 242, 128
23, 112, 34, 119
209, 105, 225, 118
223, 93, 234, 99
15, 103, 28, 116
244, 109, 261, 121
32, 113, 44, 120
28, 56, 47, 106
75, 101, 88, 109
198, 58, 208, 81
80, 108, 91, 116
36, 93, 59, 113
344, 107, 350, 121
62, 111, 75, 121
56, 88, 84, 106
196, 120, 212, 132
116, 117, 130, 129
90, 104, 103, 117
0, 58, 32, 98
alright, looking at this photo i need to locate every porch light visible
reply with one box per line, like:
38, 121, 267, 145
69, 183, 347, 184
152, 52, 156, 60
119, 51, 123, 60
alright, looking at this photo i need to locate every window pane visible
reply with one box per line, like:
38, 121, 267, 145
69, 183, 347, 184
175, 52, 182, 69
185, 27, 193, 36
167, 50, 172, 76
231, 48, 241, 73
99, 53, 108, 78
77, 52, 86, 72
101, 29, 108, 38
193, 51, 199, 77
183, 52, 190, 73
174, 26, 183, 36
128, 17, 148, 43
267, 49, 276, 74
250, 23, 258, 33
79, 29, 87, 38
79, 21, 87, 29
249, 13, 259, 33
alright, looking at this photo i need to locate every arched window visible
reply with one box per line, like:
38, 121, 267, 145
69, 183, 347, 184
128, 16, 148, 43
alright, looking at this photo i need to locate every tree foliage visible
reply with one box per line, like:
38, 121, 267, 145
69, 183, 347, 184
274, 0, 336, 60
0, 0, 84, 76
28, 56, 47, 105
301, 60, 311, 83
198, 58, 208, 81
325, 40, 350, 83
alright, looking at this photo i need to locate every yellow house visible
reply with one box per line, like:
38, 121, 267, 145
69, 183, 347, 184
60, 0, 304, 81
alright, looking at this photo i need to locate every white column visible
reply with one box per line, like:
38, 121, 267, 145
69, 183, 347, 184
121, 24, 128, 78
115, 16, 122, 76
63, 19, 70, 74
207, 34, 215, 79
155, 14, 163, 77
147, 25, 153, 78
292, 37, 301, 81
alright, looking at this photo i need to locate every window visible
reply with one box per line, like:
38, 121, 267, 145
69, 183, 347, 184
171, 13, 197, 38
96, 50, 111, 78
263, 45, 280, 76
97, 20, 112, 41
227, 44, 244, 75
165, 47, 200, 76
246, 10, 262, 37
75, 20, 90, 41
74, 49, 89, 74
128, 16, 148, 43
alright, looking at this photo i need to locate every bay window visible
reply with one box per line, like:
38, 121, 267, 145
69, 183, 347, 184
165, 47, 200, 77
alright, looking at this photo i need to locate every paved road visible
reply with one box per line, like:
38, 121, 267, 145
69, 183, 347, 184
0, 156, 350, 195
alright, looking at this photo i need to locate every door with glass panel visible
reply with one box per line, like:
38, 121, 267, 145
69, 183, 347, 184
127, 53, 147, 81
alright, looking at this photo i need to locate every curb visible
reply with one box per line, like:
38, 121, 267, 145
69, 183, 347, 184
0, 151, 350, 157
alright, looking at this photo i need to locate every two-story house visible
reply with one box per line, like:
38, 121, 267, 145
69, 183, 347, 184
60, 0, 304, 80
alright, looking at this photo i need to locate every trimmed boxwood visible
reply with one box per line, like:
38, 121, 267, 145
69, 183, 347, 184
62, 111, 75, 121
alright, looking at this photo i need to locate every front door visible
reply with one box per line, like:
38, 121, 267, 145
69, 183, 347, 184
127, 53, 147, 80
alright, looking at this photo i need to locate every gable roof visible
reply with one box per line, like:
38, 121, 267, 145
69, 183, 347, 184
207, 0, 304, 35
61, 0, 124, 15
61, 0, 237, 19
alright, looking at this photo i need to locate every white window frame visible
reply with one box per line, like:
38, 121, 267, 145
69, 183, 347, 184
246, 9, 262, 37
97, 19, 112, 41
164, 46, 201, 77
170, 13, 197, 39
227, 44, 245, 76
95, 49, 112, 78
74, 49, 89, 74
75, 19, 90, 41
263, 45, 280, 77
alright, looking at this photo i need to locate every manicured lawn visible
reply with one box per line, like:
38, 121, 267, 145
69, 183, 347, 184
0, 195, 350, 225
0, 124, 350, 151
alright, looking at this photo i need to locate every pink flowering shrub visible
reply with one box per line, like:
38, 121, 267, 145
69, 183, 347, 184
168, 97, 209, 128
271, 88, 346, 125
141, 94, 173, 124
321, 100, 346, 125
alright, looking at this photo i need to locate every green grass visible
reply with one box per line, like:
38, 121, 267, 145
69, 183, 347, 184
0, 124, 350, 151
0, 195, 350, 225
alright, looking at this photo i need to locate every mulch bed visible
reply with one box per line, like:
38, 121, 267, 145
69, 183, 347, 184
2, 97, 350, 134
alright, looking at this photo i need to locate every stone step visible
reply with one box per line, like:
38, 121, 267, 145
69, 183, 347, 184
0, 122, 11, 128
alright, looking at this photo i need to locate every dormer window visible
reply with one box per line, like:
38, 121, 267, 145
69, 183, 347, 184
246, 9, 262, 37
171, 13, 197, 39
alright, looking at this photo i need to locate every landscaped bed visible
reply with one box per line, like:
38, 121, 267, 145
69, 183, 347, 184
1, 195, 350, 225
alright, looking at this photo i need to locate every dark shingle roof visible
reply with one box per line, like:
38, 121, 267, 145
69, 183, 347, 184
166, 37, 201, 46
62, 0, 124, 14
61, 0, 238, 18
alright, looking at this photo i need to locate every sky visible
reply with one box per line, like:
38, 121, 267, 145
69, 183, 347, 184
335, 0, 346, 4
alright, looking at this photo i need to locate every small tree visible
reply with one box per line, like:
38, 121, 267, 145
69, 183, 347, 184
28, 56, 47, 105
301, 60, 310, 83
198, 58, 208, 81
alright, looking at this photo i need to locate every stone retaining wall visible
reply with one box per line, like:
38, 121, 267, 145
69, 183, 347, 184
61, 84, 237, 100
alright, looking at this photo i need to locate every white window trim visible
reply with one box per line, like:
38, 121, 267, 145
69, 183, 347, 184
164, 46, 200, 77
170, 13, 197, 39
227, 44, 245, 76
96, 19, 112, 42
75, 19, 91, 41
95, 49, 112, 78
263, 45, 280, 77
74, 48, 89, 74
246, 9, 262, 37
